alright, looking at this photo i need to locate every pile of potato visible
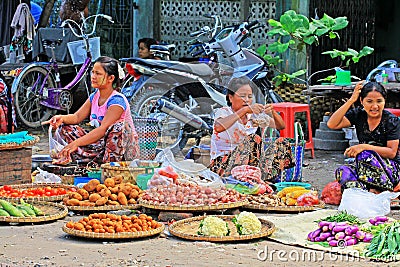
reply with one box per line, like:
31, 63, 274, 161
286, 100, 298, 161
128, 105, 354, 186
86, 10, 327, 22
65, 213, 162, 233
63, 176, 142, 207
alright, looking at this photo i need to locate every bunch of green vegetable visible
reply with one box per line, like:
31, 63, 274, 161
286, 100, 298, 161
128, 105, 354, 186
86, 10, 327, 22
364, 221, 400, 259
316, 211, 362, 225
0, 199, 43, 217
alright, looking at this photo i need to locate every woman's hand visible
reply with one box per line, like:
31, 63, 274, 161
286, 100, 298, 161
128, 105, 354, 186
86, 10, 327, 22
349, 81, 364, 103
344, 144, 365, 158
53, 141, 78, 165
248, 103, 266, 114
42, 115, 64, 129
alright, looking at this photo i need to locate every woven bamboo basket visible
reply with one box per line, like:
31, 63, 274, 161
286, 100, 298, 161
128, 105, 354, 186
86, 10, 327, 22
62, 221, 165, 239
0, 135, 39, 185
0, 183, 77, 202
168, 215, 276, 242
244, 201, 325, 212
0, 201, 68, 223
101, 162, 146, 184
67, 203, 141, 212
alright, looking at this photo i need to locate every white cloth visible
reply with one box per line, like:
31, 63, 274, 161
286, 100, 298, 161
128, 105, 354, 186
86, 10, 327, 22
210, 107, 257, 159
11, 3, 36, 40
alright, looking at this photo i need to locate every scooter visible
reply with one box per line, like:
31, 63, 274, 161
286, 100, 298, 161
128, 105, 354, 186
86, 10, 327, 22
120, 15, 283, 152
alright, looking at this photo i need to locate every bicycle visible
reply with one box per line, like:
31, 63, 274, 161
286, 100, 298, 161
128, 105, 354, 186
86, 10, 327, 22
11, 14, 114, 128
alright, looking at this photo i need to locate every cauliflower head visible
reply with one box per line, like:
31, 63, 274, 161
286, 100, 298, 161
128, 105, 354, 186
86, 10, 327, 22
198, 216, 230, 236
233, 211, 262, 235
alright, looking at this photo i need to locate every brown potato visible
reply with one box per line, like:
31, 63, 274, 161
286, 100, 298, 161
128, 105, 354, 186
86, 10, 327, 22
99, 188, 111, 198
104, 178, 115, 188
96, 184, 107, 192
112, 175, 123, 185
66, 198, 80, 206
119, 184, 132, 197
117, 192, 128, 205
109, 186, 119, 194
107, 200, 120, 205
129, 189, 139, 200
83, 179, 100, 192
109, 193, 118, 201
77, 188, 89, 200
88, 193, 101, 203
95, 196, 108, 206
127, 198, 137, 204
74, 222, 85, 231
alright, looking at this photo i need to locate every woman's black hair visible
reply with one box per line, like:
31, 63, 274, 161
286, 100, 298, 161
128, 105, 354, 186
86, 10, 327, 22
225, 76, 255, 106
137, 38, 158, 50
94, 56, 121, 91
360, 81, 387, 100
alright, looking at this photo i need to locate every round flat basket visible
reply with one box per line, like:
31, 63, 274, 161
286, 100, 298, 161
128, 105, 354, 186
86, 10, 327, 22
139, 199, 247, 211
168, 215, 275, 242
0, 201, 68, 223
62, 222, 165, 239
0, 183, 77, 202
244, 201, 325, 212
67, 203, 141, 212
0, 135, 39, 151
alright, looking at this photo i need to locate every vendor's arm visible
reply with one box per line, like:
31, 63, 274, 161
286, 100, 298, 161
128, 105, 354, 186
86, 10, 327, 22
344, 140, 399, 159
58, 105, 124, 158
264, 104, 285, 130
214, 104, 264, 133
41, 99, 91, 128
327, 82, 363, 130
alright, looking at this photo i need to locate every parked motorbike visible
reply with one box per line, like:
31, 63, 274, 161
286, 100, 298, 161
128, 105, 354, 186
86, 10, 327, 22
120, 15, 283, 154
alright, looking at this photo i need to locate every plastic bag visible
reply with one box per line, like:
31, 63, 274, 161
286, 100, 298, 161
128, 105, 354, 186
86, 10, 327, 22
146, 167, 174, 189
33, 168, 62, 183
321, 181, 342, 205
48, 127, 67, 158
338, 188, 400, 219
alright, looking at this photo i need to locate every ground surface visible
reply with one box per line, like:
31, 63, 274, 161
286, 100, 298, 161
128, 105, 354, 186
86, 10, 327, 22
0, 129, 397, 267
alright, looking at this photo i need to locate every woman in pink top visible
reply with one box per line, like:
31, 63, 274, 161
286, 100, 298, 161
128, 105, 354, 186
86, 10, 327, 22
42, 56, 140, 165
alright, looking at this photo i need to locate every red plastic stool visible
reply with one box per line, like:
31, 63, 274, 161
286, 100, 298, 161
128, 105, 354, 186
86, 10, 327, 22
272, 102, 315, 158
385, 108, 400, 117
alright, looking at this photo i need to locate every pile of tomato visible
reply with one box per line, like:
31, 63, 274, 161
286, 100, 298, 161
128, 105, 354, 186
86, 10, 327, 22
0, 185, 74, 198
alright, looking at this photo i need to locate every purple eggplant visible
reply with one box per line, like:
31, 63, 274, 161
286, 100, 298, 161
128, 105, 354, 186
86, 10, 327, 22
375, 221, 386, 226
328, 222, 336, 231
327, 236, 335, 242
333, 225, 348, 233
336, 222, 348, 226
321, 225, 329, 232
307, 231, 314, 241
318, 232, 332, 241
369, 218, 377, 225
314, 237, 321, 242
355, 230, 366, 241
335, 232, 346, 240
310, 229, 322, 240
329, 240, 339, 247
345, 238, 358, 246
374, 216, 388, 223
344, 235, 353, 241
318, 221, 331, 228
363, 233, 373, 242
344, 226, 359, 236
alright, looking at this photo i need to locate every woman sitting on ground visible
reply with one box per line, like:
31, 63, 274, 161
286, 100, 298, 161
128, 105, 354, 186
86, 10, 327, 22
43, 56, 140, 165
209, 76, 294, 181
327, 81, 400, 192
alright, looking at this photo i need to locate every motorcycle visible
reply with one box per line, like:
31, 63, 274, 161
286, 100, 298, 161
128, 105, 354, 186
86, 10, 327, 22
120, 15, 283, 155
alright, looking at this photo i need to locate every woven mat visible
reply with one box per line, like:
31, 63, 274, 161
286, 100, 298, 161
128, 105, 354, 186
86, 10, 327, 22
261, 209, 368, 258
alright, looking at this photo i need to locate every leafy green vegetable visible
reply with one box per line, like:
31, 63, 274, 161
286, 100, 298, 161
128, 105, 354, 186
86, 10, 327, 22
315, 211, 362, 225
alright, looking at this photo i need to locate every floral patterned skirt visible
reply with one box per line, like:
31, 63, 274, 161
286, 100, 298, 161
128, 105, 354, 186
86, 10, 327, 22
209, 134, 294, 181
336, 150, 400, 191
57, 121, 140, 164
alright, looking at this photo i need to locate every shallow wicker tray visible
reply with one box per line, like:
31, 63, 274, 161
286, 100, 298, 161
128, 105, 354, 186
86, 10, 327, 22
244, 201, 325, 212
67, 203, 141, 212
139, 199, 247, 211
62, 222, 165, 239
0, 183, 77, 202
0, 201, 68, 223
0, 135, 40, 150
168, 215, 275, 242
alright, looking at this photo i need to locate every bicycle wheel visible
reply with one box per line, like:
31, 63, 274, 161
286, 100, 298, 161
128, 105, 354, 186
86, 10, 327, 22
14, 66, 56, 128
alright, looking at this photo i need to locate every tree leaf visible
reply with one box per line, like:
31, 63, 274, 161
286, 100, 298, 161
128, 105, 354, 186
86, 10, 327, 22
268, 19, 281, 28
280, 14, 296, 33
256, 44, 267, 56
316, 28, 330, 36
267, 28, 289, 37
331, 17, 349, 30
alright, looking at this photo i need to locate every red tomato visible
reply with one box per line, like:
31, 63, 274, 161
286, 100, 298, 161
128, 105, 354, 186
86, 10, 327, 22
3, 185, 12, 191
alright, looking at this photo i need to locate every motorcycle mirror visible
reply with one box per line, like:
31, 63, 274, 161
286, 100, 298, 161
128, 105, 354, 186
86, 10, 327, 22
240, 38, 253, 49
